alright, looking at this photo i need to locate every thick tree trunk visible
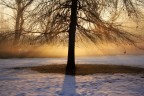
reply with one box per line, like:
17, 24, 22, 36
66, 0, 78, 72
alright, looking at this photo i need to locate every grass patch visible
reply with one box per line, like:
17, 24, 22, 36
13, 64, 144, 75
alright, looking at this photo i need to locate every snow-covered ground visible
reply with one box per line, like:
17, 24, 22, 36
0, 55, 144, 96
0, 55, 144, 68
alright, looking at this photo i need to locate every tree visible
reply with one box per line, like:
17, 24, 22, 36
0, 0, 34, 45
24, 0, 144, 73
67, 0, 78, 70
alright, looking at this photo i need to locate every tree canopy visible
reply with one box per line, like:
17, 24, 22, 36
28, 0, 144, 45
0, 0, 144, 45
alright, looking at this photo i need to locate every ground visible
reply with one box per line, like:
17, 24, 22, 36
0, 55, 144, 96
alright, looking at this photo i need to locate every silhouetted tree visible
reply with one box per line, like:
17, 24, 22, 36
8, 0, 144, 72
0, 0, 34, 45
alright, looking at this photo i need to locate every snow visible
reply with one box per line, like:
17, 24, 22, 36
0, 55, 144, 68
0, 55, 144, 96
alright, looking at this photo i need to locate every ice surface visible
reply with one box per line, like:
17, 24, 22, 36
0, 55, 144, 96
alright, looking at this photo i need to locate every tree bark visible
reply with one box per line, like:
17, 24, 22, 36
66, 0, 78, 71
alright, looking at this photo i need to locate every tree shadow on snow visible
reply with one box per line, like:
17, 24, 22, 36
61, 69, 79, 96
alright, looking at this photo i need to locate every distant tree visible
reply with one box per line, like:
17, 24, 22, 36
0, 0, 34, 45
31, 0, 144, 73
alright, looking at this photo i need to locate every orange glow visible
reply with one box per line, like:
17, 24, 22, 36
0, 43, 144, 58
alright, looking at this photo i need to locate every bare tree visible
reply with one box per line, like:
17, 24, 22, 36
0, 0, 34, 45
29, 0, 144, 73
1, 0, 143, 72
